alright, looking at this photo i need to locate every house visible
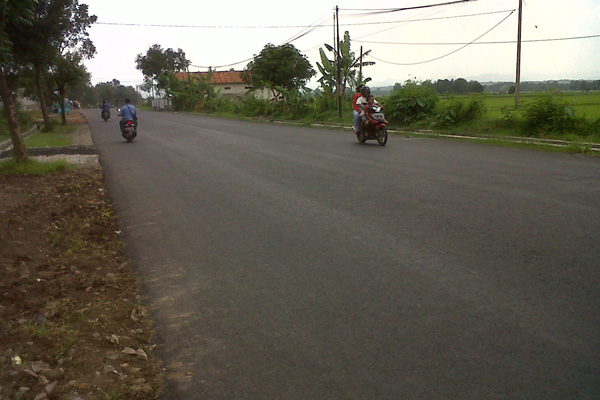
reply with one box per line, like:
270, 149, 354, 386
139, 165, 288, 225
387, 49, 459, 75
174, 70, 271, 99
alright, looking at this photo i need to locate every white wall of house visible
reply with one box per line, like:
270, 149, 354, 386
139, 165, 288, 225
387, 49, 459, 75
215, 83, 271, 100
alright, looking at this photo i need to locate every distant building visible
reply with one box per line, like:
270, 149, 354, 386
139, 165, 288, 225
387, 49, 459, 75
174, 70, 271, 99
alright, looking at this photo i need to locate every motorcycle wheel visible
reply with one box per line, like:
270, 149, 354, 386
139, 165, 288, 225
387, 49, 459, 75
377, 127, 388, 146
357, 132, 366, 144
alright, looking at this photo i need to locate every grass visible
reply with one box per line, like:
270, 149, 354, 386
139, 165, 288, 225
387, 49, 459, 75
25, 123, 76, 147
438, 91, 600, 122
0, 158, 74, 175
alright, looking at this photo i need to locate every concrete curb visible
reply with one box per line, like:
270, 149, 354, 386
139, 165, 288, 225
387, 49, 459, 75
0, 115, 98, 160
0, 144, 98, 160
286, 120, 600, 152
0, 124, 39, 151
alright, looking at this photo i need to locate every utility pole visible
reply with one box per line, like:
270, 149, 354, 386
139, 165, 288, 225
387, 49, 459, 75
515, 0, 523, 108
359, 46, 363, 85
336, 5, 342, 118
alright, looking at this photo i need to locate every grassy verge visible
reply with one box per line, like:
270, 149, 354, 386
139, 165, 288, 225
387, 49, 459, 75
0, 158, 75, 175
24, 123, 76, 147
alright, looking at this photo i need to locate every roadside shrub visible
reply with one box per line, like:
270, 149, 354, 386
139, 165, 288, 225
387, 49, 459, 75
522, 93, 579, 136
311, 91, 337, 120
435, 97, 486, 127
385, 81, 439, 125
17, 109, 33, 129
212, 97, 240, 114
584, 117, 600, 137
282, 88, 312, 120
239, 96, 275, 117
41, 118, 60, 133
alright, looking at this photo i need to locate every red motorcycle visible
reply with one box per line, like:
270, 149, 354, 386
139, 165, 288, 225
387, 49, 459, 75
356, 105, 388, 146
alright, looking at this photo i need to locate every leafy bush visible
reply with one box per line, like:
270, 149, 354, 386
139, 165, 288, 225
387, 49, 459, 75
385, 81, 439, 125
160, 72, 216, 111
522, 93, 579, 136
312, 91, 337, 120
239, 96, 273, 117
584, 117, 600, 137
435, 97, 486, 127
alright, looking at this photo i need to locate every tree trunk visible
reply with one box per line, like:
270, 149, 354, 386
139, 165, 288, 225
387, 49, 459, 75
0, 68, 28, 162
58, 90, 67, 125
34, 63, 51, 128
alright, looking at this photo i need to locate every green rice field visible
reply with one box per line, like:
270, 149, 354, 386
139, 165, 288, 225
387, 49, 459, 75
444, 91, 600, 121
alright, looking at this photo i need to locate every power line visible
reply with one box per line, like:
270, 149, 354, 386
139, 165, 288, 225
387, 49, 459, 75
370, 9, 514, 66
341, 9, 514, 26
95, 8, 503, 30
356, 33, 600, 46
96, 21, 329, 29
189, 12, 332, 70
339, 0, 478, 16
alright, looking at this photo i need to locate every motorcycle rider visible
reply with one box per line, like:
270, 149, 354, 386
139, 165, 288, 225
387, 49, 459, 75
118, 98, 137, 133
100, 100, 110, 118
352, 84, 364, 133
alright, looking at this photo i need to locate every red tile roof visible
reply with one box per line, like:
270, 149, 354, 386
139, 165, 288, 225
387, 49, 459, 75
175, 71, 246, 84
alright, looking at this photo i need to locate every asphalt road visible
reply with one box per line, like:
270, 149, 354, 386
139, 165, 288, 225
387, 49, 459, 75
83, 109, 600, 400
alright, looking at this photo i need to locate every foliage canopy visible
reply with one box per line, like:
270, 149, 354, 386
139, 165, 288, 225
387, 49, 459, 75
243, 43, 315, 99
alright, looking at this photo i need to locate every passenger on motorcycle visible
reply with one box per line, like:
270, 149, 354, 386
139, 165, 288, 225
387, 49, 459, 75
355, 87, 380, 134
118, 98, 137, 133
364, 95, 388, 127
100, 100, 110, 118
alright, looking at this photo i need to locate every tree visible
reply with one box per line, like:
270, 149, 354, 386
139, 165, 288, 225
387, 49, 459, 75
135, 45, 191, 97
0, 0, 38, 162
159, 72, 216, 111
317, 31, 374, 98
50, 53, 89, 124
243, 43, 315, 101
8, 0, 96, 130
94, 81, 140, 108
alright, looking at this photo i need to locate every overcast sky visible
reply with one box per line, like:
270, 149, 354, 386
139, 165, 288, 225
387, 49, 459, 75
82, 0, 600, 89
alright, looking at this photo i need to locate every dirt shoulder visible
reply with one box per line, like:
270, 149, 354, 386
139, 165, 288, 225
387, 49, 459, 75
0, 167, 163, 399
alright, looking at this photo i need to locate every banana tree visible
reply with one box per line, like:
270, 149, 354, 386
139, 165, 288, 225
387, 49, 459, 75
316, 31, 375, 99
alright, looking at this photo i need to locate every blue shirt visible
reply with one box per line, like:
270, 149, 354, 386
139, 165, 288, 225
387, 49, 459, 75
119, 104, 137, 120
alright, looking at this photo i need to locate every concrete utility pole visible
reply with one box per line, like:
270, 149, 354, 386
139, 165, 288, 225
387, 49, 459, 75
336, 5, 342, 118
515, 0, 523, 108
359, 46, 363, 84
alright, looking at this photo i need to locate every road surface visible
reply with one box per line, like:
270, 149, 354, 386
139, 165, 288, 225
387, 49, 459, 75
83, 109, 600, 399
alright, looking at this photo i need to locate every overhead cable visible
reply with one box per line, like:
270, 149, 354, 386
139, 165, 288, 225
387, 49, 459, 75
356, 33, 600, 46
370, 9, 514, 66
96, 8, 502, 30
339, 0, 478, 16
189, 12, 331, 70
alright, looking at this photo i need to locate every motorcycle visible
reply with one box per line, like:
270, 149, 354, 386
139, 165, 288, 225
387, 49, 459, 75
117, 108, 137, 143
357, 105, 388, 146
122, 120, 137, 142
101, 109, 110, 121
